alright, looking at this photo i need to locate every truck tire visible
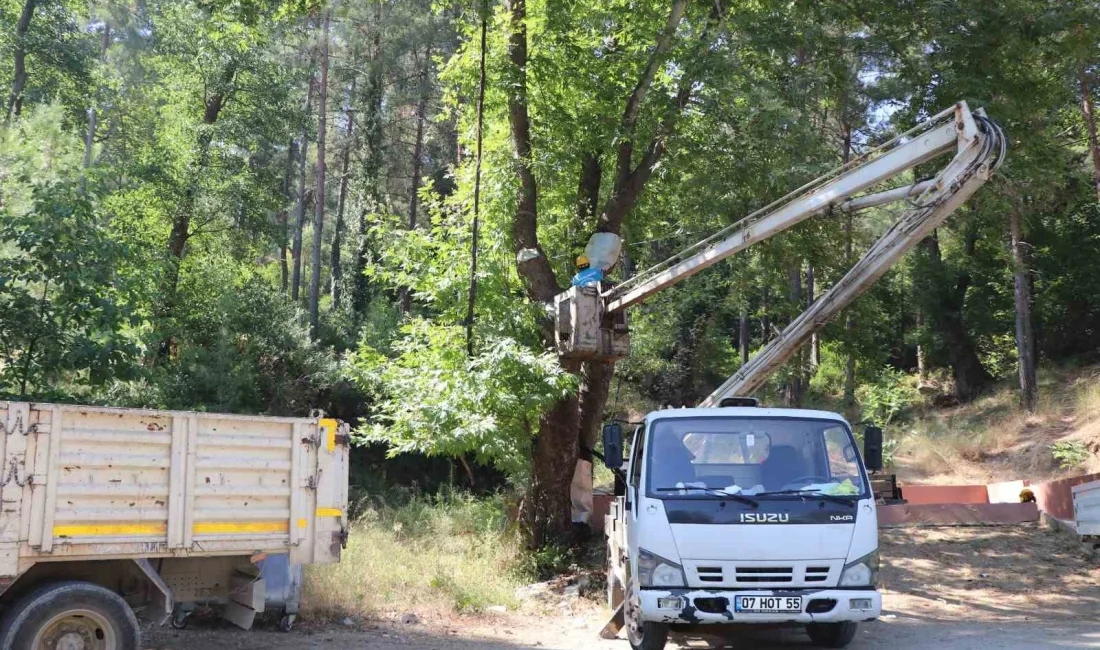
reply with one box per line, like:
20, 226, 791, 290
0, 581, 140, 650
806, 621, 858, 648
623, 575, 667, 650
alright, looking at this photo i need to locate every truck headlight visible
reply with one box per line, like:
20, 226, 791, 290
839, 551, 879, 587
638, 548, 686, 588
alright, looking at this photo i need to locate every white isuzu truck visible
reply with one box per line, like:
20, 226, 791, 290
603, 405, 885, 649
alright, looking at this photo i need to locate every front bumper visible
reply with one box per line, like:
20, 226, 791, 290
638, 588, 881, 625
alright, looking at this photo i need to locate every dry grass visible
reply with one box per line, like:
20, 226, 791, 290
301, 492, 528, 622
892, 365, 1100, 484
880, 524, 1100, 621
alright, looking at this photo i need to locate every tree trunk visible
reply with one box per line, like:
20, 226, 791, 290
401, 42, 433, 314
280, 140, 296, 294
309, 10, 330, 336
353, 5, 384, 315
81, 23, 109, 192
841, 122, 856, 407
465, 9, 488, 356
330, 78, 355, 312
922, 232, 992, 402
1009, 209, 1037, 411
505, 0, 576, 547
1080, 64, 1100, 203
739, 303, 749, 366
916, 307, 927, 384
806, 264, 819, 369
4, 0, 37, 123
292, 73, 314, 303
158, 61, 237, 356
785, 262, 804, 406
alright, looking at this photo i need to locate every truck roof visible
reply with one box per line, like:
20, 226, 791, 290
645, 406, 850, 425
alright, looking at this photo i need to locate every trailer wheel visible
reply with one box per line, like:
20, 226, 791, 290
0, 581, 140, 650
806, 621, 858, 648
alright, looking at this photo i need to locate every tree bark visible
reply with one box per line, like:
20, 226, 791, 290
158, 60, 237, 358
292, 72, 314, 303
806, 264, 819, 369
785, 262, 804, 406
841, 121, 856, 408
575, 152, 602, 223
5, 0, 37, 123
331, 78, 356, 312
1080, 63, 1100, 203
505, 0, 576, 547
401, 41, 434, 314
353, 5, 384, 315
916, 307, 927, 384
466, 8, 488, 357
280, 139, 297, 294
922, 231, 992, 402
739, 303, 749, 366
1009, 209, 1037, 411
309, 10, 331, 336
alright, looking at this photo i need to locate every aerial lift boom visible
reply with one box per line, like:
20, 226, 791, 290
554, 102, 1006, 404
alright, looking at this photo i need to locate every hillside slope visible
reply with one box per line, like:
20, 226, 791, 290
891, 365, 1100, 485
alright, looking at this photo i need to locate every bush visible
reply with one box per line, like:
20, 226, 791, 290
1050, 441, 1090, 470
857, 366, 921, 427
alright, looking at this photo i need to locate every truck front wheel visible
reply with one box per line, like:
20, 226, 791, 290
806, 621, 858, 648
0, 581, 140, 650
623, 576, 668, 650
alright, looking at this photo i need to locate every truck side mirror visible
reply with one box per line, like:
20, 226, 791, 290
602, 422, 624, 469
863, 425, 884, 472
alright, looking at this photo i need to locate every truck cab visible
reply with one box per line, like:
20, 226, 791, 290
604, 407, 882, 649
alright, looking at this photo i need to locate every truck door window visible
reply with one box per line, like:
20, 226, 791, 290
824, 426, 862, 484
629, 425, 645, 486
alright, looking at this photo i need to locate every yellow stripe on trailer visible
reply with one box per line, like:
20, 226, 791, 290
320, 418, 338, 452
193, 521, 289, 535
53, 523, 168, 537
315, 508, 342, 518
55, 520, 294, 537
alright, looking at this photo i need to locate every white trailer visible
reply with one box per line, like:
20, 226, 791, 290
0, 401, 350, 650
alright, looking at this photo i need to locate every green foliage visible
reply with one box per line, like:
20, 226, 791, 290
0, 106, 139, 399
1050, 440, 1091, 471
857, 367, 921, 427
353, 321, 578, 481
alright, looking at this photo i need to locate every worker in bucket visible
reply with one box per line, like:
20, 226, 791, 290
571, 254, 605, 287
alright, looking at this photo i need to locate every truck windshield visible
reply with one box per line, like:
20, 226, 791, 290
645, 416, 869, 499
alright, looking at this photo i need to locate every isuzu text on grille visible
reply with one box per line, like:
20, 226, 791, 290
740, 512, 790, 523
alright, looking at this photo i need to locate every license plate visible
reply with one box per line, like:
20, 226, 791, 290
734, 595, 803, 613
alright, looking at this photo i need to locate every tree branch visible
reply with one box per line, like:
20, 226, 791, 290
506, 0, 560, 304
614, 0, 688, 191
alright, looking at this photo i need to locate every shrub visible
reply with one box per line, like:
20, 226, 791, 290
1050, 440, 1090, 470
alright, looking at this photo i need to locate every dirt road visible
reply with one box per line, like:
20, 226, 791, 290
147, 524, 1100, 650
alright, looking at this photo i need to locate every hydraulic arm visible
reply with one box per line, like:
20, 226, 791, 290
553, 102, 1006, 401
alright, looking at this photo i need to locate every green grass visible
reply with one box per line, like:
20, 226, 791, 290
302, 490, 530, 619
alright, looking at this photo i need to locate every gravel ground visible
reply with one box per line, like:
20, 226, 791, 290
146, 523, 1100, 650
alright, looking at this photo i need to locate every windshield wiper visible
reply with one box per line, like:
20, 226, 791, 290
754, 489, 856, 507
655, 486, 759, 508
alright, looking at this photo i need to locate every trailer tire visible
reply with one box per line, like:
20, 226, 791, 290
0, 581, 140, 650
806, 621, 858, 648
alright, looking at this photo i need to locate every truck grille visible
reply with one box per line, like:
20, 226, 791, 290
686, 561, 842, 588
735, 567, 793, 583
